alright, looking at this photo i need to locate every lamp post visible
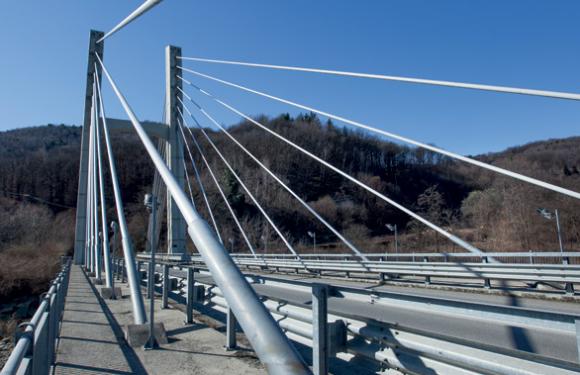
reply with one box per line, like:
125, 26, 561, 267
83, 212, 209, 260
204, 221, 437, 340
386, 224, 398, 255
307, 231, 316, 252
261, 234, 268, 255
537, 208, 565, 263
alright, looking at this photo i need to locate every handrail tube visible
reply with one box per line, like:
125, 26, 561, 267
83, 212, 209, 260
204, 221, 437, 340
1, 260, 71, 375
96, 55, 310, 375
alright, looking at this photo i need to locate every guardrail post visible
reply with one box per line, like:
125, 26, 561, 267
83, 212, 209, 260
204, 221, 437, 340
186, 267, 194, 324
121, 259, 127, 283
162, 264, 170, 309
566, 282, 575, 296
423, 257, 431, 285
137, 260, 143, 282
225, 308, 237, 350
312, 283, 329, 375
482, 257, 491, 289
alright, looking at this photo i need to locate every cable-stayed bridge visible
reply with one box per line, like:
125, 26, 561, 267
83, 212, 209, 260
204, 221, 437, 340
2, 2, 580, 374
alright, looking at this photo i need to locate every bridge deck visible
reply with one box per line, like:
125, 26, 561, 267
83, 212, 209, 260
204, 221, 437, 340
54, 265, 265, 375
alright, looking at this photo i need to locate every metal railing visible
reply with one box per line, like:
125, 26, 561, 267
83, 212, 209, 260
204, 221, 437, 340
227, 251, 580, 262
0, 258, 71, 375
177, 253, 580, 295
119, 260, 580, 375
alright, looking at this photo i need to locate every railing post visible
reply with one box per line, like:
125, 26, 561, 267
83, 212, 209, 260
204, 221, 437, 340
225, 308, 237, 350
312, 283, 329, 375
482, 256, 491, 289
423, 257, 431, 285
162, 264, 170, 309
186, 267, 194, 324
121, 259, 127, 283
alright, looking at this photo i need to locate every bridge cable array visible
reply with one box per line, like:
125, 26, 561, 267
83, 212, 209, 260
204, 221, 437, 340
178, 118, 223, 244
176, 103, 307, 267
177, 76, 492, 260
178, 65, 580, 201
94, 69, 147, 324
177, 116, 260, 259
95, 54, 310, 372
178, 87, 370, 263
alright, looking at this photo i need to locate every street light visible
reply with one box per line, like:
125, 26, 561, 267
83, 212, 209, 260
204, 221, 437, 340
386, 224, 398, 255
260, 234, 268, 254
307, 231, 316, 252
537, 208, 565, 261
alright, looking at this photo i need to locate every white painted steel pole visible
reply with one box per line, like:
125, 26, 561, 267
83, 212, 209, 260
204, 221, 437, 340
94, 90, 114, 291
97, 54, 310, 375
97, 0, 163, 43
95, 71, 147, 324
91, 88, 102, 281
87, 86, 96, 273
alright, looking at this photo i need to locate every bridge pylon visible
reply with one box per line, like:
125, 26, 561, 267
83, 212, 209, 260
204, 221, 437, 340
164, 45, 187, 258
73, 30, 104, 265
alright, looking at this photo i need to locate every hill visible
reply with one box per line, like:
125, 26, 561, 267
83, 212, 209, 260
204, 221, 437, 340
0, 115, 578, 279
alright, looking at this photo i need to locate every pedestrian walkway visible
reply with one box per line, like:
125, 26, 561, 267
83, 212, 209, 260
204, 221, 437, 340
53, 265, 265, 375
54, 265, 142, 374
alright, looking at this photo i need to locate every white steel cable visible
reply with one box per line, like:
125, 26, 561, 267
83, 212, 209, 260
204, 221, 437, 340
86, 84, 96, 271
94, 72, 114, 289
94, 66, 147, 324
178, 88, 369, 263
183, 148, 197, 209
178, 56, 580, 101
177, 116, 223, 244
177, 102, 305, 264
96, 55, 311, 372
179, 78, 495, 260
178, 113, 259, 259
91, 82, 102, 278
178, 68, 580, 201
98, 0, 163, 43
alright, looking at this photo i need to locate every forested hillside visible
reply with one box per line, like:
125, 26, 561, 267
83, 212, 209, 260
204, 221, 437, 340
0, 115, 579, 294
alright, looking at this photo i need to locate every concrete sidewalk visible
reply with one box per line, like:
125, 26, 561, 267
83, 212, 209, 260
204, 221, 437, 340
54, 266, 265, 375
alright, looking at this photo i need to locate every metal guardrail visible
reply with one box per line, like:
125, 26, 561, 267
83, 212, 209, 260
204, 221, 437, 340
180, 254, 580, 295
122, 260, 580, 375
0, 258, 71, 375
228, 251, 580, 261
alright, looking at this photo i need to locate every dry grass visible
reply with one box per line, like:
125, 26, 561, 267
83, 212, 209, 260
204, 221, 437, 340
0, 201, 74, 304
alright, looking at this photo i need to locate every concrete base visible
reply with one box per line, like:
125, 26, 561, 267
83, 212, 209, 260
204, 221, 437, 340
125, 323, 168, 347
91, 277, 104, 285
97, 286, 122, 299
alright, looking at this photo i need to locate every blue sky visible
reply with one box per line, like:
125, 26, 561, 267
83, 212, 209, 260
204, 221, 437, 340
0, 1, 579, 155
